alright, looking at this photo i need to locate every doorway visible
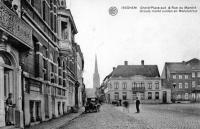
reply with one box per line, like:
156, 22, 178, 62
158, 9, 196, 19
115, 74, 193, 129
163, 91, 167, 103
0, 53, 16, 127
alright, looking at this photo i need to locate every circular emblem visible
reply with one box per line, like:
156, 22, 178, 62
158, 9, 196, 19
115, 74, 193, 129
109, 6, 118, 16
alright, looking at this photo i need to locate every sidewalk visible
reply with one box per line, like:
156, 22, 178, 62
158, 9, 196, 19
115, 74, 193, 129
1, 107, 85, 129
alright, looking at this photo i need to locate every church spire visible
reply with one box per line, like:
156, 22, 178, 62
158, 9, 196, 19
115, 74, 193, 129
95, 54, 98, 73
93, 55, 100, 89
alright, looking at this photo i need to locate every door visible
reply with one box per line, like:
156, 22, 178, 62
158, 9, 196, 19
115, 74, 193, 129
163, 91, 167, 103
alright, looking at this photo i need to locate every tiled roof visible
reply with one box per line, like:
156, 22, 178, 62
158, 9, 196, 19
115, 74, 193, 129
166, 58, 200, 72
111, 65, 160, 78
166, 63, 191, 73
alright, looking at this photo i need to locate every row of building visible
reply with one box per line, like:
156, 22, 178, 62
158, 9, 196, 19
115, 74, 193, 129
99, 58, 200, 104
0, 0, 86, 128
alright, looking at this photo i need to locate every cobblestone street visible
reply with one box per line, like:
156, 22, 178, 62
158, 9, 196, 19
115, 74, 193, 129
59, 104, 148, 129
60, 104, 200, 129
116, 103, 200, 129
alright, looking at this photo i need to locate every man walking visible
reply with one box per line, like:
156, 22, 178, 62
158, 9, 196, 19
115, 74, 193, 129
136, 97, 140, 113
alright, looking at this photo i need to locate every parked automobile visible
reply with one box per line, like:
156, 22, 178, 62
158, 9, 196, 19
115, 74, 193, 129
85, 98, 100, 113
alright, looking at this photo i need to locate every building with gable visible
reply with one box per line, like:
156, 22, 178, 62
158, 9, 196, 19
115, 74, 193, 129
106, 60, 171, 104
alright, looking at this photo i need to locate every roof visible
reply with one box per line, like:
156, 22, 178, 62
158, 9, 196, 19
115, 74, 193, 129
165, 58, 200, 72
165, 63, 191, 73
111, 65, 160, 78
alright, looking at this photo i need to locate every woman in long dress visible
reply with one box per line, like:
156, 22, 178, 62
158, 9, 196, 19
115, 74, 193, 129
6, 93, 13, 125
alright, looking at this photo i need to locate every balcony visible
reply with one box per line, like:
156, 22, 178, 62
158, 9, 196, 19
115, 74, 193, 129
0, 2, 33, 49
132, 87, 145, 93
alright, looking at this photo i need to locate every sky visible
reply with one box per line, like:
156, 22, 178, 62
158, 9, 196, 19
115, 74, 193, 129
69, 0, 200, 88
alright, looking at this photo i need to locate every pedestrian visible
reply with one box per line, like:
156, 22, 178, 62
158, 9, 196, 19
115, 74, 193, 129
123, 101, 129, 113
136, 97, 140, 113
5, 93, 14, 125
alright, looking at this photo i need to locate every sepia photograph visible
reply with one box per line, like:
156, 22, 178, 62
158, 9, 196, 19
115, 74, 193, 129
0, 0, 199, 129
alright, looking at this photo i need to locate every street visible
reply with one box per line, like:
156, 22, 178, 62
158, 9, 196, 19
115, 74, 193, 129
60, 104, 200, 129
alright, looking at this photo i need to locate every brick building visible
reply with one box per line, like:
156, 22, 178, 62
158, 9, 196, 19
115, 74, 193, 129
0, 0, 84, 128
161, 58, 200, 103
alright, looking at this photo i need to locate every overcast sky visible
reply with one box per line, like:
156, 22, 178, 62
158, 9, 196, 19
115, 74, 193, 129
69, 0, 200, 88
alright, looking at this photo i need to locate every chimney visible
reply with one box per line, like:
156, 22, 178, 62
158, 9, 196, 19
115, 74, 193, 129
141, 60, 144, 65
124, 61, 128, 65
113, 67, 116, 71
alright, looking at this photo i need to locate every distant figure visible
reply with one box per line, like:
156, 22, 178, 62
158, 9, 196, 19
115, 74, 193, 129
119, 99, 122, 106
123, 101, 129, 113
136, 97, 140, 113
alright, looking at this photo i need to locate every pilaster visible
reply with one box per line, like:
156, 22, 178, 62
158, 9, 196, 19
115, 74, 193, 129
0, 66, 5, 127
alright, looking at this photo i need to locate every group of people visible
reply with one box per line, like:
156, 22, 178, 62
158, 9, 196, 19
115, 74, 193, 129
122, 97, 140, 113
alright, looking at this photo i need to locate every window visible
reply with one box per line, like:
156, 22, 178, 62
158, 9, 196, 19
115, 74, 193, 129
155, 92, 159, 99
185, 83, 188, 88
192, 93, 195, 99
114, 92, 119, 100
179, 75, 182, 79
148, 92, 152, 99
176, 94, 181, 100
141, 82, 145, 88
122, 82, 127, 89
114, 82, 119, 89
192, 81, 196, 87
122, 92, 127, 100
173, 75, 176, 79
185, 93, 188, 100
148, 83, 152, 89
192, 72, 195, 78
198, 72, 200, 77
185, 75, 188, 79
134, 82, 137, 88
179, 83, 182, 89
155, 82, 159, 89
42, 1, 46, 21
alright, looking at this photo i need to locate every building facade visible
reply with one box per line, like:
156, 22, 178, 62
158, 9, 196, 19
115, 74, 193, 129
161, 58, 200, 103
0, 0, 33, 127
0, 0, 84, 128
75, 45, 85, 107
105, 61, 171, 104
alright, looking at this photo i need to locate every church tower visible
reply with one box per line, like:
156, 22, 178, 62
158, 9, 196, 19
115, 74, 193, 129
93, 55, 100, 89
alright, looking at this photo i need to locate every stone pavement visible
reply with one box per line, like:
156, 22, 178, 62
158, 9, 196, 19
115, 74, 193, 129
0, 107, 85, 129
60, 104, 149, 129
116, 103, 200, 129
25, 107, 85, 129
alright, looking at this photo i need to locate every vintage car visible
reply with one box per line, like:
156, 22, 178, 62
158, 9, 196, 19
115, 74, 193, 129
85, 98, 100, 113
